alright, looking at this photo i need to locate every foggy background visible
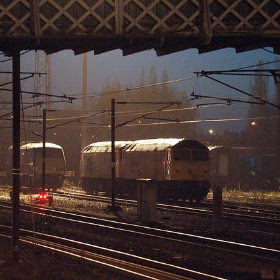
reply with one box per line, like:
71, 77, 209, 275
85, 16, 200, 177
0, 47, 279, 180
19, 47, 278, 132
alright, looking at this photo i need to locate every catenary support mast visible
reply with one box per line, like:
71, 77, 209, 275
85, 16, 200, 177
12, 53, 21, 262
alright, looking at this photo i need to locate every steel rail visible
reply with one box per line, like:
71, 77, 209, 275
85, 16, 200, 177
53, 191, 280, 228
0, 229, 223, 280
2, 200, 280, 264
1, 195, 280, 269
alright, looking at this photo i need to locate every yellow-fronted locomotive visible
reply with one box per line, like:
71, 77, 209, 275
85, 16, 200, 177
80, 139, 210, 202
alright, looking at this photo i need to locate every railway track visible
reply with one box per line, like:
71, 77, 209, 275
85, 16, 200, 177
0, 207, 225, 280
0, 230, 201, 280
53, 190, 280, 234
2, 185, 280, 237
2, 186, 280, 276
0, 194, 280, 279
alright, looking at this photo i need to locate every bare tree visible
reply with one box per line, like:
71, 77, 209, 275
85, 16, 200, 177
91, 66, 197, 140
247, 61, 277, 148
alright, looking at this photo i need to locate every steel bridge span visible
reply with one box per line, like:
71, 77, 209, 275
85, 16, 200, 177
0, 0, 280, 56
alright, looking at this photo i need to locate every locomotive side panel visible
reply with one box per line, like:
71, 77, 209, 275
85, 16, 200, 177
122, 151, 143, 179
92, 152, 111, 178
80, 152, 90, 178
122, 150, 166, 181
80, 145, 111, 195
80, 139, 211, 202
80, 141, 128, 196
144, 150, 165, 180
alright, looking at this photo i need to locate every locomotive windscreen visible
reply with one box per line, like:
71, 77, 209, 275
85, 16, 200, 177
192, 150, 208, 161
33, 147, 63, 158
173, 150, 191, 160
173, 149, 208, 161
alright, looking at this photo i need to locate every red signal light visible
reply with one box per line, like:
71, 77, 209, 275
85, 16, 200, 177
36, 192, 49, 203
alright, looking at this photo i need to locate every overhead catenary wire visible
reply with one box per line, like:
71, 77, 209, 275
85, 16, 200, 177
2, 58, 277, 111
2, 97, 272, 128
43, 114, 279, 129
52, 58, 280, 101
115, 114, 280, 128
0, 88, 75, 102
205, 75, 279, 109
67, 75, 198, 100
0, 51, 31, 63
194, 68, 280, 109
2, 55, 279, 129
16, 104, 278, 130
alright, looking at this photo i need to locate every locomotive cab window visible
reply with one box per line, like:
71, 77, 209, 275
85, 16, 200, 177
192, 150, 208, 161
34, 148, 63, 158
173, 150, 191, 161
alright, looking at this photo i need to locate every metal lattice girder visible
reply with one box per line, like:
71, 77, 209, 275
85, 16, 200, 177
0, 0, 30, 34
39, 0, 116, 35
0, 0, 279, 36
121, 0, 200, 34
0, 0, 280, 55
209, 0, 280, 33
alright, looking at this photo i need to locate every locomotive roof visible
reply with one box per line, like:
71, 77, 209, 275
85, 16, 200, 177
125, 139, 208, 152
19, 142, 63, 150
82, 139, 208, 153
125, 138, 183, 152
82, 141, 131, 153
208, 145, 232, 151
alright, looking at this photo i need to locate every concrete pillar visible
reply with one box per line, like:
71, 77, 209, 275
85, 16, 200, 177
137, 179, 157, 223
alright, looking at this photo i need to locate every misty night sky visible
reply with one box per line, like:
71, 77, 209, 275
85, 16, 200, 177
14, 47, 280, 134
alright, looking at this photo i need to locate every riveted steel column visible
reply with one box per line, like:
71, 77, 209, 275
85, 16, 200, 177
12, 52, 20, 262
30, 0, 41, 43
42, 109, 46, 192
276, 80, 280, 178
199, 0, 211, 43
111, 99, 116, 209
115, 0, 123, 34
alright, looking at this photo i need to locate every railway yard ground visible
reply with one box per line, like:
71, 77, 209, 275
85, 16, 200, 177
1, 183, 280, 279
0, 236, 124, 280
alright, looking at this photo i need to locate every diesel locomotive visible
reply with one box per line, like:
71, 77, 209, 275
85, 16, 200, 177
80, 138, 210, 202
7, 142, 66, 192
